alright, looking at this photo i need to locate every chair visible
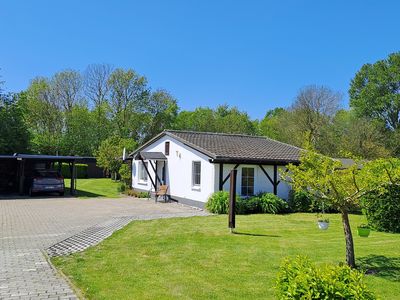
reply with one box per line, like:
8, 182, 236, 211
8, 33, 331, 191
155, 185, 169, 203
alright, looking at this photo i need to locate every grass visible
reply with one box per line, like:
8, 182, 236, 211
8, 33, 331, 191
52, 213, 400, 299
64, 178, 121, 198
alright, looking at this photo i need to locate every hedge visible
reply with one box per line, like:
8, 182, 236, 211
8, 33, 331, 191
56, 163, 89, 179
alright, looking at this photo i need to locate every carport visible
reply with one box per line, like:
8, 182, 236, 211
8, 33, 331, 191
0, 154, 84, 196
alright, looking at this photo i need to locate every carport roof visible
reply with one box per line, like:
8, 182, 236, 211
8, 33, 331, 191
0, 154, 84, 161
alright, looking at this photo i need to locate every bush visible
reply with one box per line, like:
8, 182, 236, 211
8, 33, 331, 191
119, 164, 131, 186
206, 191, 241, 214
255, 193, 288, 214
118, 182, 126, 192
206, 191, 288, 214
287, 190, 313, 212
276, 256, 376, 300
361, 184, 400, 233
206, 191, 229, 214
126, 189, 150, 198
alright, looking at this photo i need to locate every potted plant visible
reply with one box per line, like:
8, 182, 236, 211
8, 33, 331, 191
357, 224, 371, 237
317, 217, 330, 230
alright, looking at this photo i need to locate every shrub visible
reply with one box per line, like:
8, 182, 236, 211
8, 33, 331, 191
206, 191, 240, 214
287, 190, 313, 212
276, 256, 376, 300
361, 184, 400, 233
118, 182, 126, 192
119, 164, 131, 186
256, 193, 288, 214
126, 189, 150, 198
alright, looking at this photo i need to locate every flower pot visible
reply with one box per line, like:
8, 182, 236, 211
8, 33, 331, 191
357, 227, 371, 237
318, 221, 329, 230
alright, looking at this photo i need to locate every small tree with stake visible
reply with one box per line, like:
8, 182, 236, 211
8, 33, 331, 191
285, 151, 400, 268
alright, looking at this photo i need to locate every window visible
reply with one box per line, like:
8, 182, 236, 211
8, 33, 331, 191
241, 167, 254, 196
192, 161, 201, 186
165, 141, 170, 156
139, 161, 148, 182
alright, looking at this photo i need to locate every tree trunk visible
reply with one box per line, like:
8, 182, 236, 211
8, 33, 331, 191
341, 209, 356, 268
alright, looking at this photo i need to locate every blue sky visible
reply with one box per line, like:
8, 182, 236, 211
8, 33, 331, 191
1, 0, 399, 119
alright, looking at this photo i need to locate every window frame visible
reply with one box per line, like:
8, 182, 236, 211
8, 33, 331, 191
241, 167, 255, 197
192, 161, 201, 187
139, 161, 148, 183
165, 141, 170, 156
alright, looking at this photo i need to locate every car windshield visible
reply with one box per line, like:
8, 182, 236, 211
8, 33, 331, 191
34, 170, 60, 178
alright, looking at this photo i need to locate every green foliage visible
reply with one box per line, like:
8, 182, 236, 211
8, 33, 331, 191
119, 164, 131, 186
206, 191, 230, 214
276, 256, 376, 300
118, 182, 126, 192
95, 136, 137, 179
253, 193, 289, 214
361, 184, 400, 233
287, 190, 313, 212
173, 104, 257, 135
206, 191, 288, 215
0, 92, 30, 153
350, 52, 400, 131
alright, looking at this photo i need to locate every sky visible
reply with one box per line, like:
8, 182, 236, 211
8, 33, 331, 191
1, 0, 399, 119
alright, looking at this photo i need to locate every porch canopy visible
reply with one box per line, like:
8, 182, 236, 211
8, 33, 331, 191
134, 152, 166, 191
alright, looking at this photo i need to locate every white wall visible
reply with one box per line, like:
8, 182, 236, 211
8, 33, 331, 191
216, 164, 291, 199
132, 135, 216, 203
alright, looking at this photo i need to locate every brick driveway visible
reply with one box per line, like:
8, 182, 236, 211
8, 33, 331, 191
0, 197, 208, 299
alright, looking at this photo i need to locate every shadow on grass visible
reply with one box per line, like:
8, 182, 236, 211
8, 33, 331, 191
65, 188, 104, 198
357, 255, 400, 282
233, 231, 281, 238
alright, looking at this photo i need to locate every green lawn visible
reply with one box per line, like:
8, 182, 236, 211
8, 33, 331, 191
52, 214, 400, 299
64, 178, 121, 198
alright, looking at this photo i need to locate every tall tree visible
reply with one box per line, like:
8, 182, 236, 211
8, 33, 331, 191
0, 90, 30, 154
140, 89, 178, 142
22, 78, 63, 154
350, 52, 400, 131
107, 68, 148, 138
84, 64, 113, 108
51, 70, 83, 112
290, 85, 342, 147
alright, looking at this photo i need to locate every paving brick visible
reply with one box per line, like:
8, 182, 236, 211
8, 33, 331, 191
0, 197, 208, 299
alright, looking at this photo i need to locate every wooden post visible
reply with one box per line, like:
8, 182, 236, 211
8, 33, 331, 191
228, 169, 237, 232
18, 159, 25, 195
70, 162, 75, 195
219, 163, 224, 191
273, 165, 278, 195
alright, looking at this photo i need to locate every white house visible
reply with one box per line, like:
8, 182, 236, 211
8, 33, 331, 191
128, 130, 302, 208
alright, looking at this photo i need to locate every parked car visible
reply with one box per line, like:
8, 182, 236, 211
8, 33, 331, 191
26, 170, 65, 196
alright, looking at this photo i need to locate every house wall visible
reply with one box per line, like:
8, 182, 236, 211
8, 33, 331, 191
131, 135, 216, 207
216, 164, 292, 200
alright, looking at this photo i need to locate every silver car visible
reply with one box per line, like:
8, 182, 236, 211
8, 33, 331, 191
28, 170, 65, 196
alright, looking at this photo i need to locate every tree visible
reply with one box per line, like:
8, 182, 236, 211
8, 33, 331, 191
173, 105, 256, 135
108, 68, 148, 138
140, 89, 178, 142
286, 151, 400, 268
290, 85, 342, 147
21, 78, 63, 154
350, 52, 400, 131
0, 91, 30, 154
51, 70, 83, 112
95, 136, 137, 180
61, 105, 98, 156
84, 64, 113, 108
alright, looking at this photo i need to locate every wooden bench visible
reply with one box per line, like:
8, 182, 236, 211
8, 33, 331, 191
155, 185, 169, 203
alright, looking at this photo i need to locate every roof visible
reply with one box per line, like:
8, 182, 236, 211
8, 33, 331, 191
135, 152, 167, 161
130, 130, 302, 164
